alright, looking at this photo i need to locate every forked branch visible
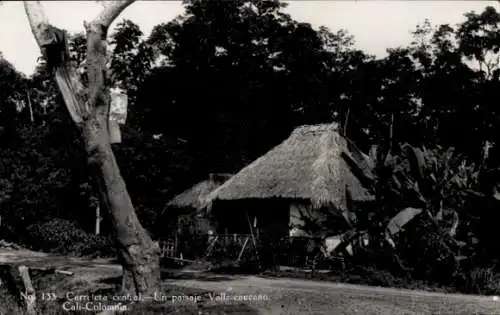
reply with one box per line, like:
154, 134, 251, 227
91, 0, 135, 29
23, 1, 51, 49
24, 1, 136, 122
24, 1, 87, 123
83, 0, 135, 112
24, 0, 135, 44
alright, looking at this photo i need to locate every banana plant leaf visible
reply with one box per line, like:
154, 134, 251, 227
345, 137, 375, 170
449, 210, 459, 237
462, 189, 485, 198
343, 185, 356, 228
386, 207, 423, 235
446, 148, 465, 173
402, 143, 425, 185
392, 174, 403, 190
369, 145, 378, 163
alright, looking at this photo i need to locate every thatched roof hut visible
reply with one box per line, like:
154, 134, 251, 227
204, 124, 373, 211
162, 174, 232, 240
168, 173, 233, 212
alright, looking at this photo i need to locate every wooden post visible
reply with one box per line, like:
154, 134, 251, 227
254, 217, 259, 238
26, 91, 34, 124
237, 237, 250, 262
388, 113, 394, 154
343, 107, 350, 136
95, 205, 101, 235
174, 228, 178, 259
204, 236, 219, 259
246, 210, 260, 270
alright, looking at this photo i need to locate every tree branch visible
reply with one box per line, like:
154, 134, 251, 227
83, 0, 134, 117
23, 1, 52, 48
91, 0, 135, 29
24, 1, 87, 123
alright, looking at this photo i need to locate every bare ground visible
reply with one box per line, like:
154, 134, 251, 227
1, 248, 500, 314
170, 274, 500, 314
0, 248, 121, 293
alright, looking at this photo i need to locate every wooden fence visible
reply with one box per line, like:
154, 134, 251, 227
158, 233, 342, 269
159, 239, 177, 258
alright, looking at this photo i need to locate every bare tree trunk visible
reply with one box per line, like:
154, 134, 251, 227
24, 0, 161, 296
81, 113, 160, 294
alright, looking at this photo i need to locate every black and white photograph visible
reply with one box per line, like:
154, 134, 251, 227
1, 0, 500, 314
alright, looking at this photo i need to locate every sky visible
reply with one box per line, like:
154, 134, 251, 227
0, 1, 495, 76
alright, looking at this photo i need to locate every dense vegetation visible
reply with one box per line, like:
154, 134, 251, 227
2, 0, 500, 292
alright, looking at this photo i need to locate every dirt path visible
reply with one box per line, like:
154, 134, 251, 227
0, 248, 121, 292
168, 274, 500, 314
1, 248, 500, 314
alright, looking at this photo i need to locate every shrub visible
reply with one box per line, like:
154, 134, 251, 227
349, 265, 401, 287
396, 216, 460, 284
25, 218, 115, 258
461, 267, 500, 295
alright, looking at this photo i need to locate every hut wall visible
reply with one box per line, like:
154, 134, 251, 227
213, 199, 331, 237
213, 201, 248, 234
212, 199, 290, 237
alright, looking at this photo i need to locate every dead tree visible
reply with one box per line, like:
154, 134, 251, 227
23, 1, 161, 296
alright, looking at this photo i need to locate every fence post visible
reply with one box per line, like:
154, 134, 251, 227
175, 233, 179, 258
246, 210, 260, 270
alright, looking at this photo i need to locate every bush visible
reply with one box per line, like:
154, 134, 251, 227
346, 265, 401, 287
461, 267, 500, 295
396, 216, 460, 284
25, 219, 116, 258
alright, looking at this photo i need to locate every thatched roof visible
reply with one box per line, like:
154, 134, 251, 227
167, 173, 233, 210
204, 124, 373, 209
